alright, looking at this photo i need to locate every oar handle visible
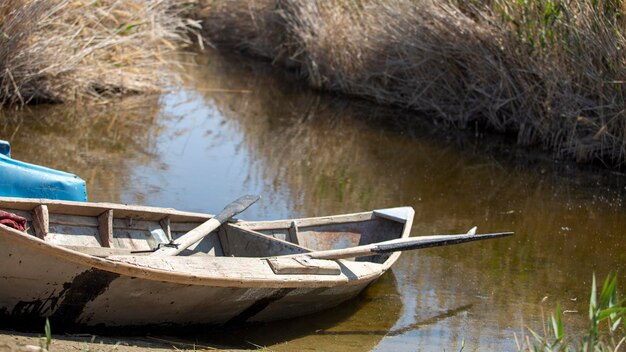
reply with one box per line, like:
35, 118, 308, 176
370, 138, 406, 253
152, 194, 260, 256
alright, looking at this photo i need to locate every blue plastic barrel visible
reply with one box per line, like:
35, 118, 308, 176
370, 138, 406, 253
0, 140, 87, 201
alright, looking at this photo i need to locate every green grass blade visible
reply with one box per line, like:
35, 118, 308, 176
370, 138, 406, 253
44, 318, 51, 350
599, 274, 618, 308
590, 274, 598, 320
551, 303, 564, 342
598, 307, 626, 321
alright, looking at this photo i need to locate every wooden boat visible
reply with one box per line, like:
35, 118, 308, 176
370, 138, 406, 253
0, 197, 510, 329
0, 197, 415, 329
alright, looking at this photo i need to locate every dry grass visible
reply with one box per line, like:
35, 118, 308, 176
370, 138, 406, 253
198, 0, 626, 166
0, 0, 194, 107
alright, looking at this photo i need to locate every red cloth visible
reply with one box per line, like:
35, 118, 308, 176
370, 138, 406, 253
0, 210, 27, 231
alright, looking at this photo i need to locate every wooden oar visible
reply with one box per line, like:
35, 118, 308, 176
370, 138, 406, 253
151, 195, 260, 256
288, 231, 513, 260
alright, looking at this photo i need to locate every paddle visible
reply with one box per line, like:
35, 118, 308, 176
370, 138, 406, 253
286, 230, 513, 260
151, 195, 260, 256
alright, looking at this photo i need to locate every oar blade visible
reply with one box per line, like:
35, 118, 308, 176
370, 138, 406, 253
373, 232, 513, 254
214, 194, 260, 223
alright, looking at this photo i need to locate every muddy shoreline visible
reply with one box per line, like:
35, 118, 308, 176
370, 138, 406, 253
0, 330, 238, 352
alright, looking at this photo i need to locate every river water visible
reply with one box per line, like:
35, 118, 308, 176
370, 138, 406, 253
1, 50, 625, 351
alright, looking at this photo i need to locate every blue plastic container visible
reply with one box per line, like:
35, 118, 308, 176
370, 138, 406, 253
0, 140, 87, 201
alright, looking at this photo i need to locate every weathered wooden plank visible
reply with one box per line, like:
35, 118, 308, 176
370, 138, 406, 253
112, 229, 155, 251
174, 232, 224, 256
170, 222, 204, 232
31, 204, 49, 239
50, 213, 98, 227
98, 210, 114, 247
288, 221, 300, 245
104, 255, 376, 284
112, 218, 151, 230
217, 226, 230, 255
159, 216, 172, 242
266, 257, 341, 275
62, 245, 145, 257
237, 212, 375, 231
45, 231, 101, 247
107, 218, 200, 233
0, 197, 215, 222
223, 225, 310, 257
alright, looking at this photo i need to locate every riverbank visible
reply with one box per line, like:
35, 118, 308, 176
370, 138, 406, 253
3, 0, 625, 167
197, 0, 626, 167
0, 0, 191, 106
0, 330, 233, 351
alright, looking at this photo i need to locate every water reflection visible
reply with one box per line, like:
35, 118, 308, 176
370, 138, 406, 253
197, 273, 401, 352
0, 96, 163, 202
1, 49, 625, 351
178, 50, 626, 350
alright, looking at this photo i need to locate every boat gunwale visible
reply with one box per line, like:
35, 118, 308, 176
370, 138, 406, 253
0, 223, 378, 288
0, 197, 216, 222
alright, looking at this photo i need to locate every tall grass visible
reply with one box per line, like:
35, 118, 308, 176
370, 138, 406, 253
0, 0, 192, 107
517, 274, 626, 351
198, 0, 626, 166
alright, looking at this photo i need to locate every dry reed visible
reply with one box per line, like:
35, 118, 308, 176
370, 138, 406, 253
198, 0, 626, 166
0, 0, 193, 107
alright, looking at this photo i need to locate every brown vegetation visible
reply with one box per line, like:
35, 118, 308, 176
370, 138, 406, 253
198, 0, 626, 166
0, 0, 192, 107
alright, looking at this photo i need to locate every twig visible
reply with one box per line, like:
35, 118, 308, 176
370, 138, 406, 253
197, 88, 252, 94
143, 336, 218, 350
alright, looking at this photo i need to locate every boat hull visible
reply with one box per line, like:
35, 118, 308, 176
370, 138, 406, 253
0, 231, 374, 328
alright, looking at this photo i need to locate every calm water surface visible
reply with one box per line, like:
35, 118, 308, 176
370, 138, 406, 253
1, 50, 625, 351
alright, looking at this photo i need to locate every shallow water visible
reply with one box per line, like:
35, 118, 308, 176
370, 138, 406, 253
1, 50, 625, 351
